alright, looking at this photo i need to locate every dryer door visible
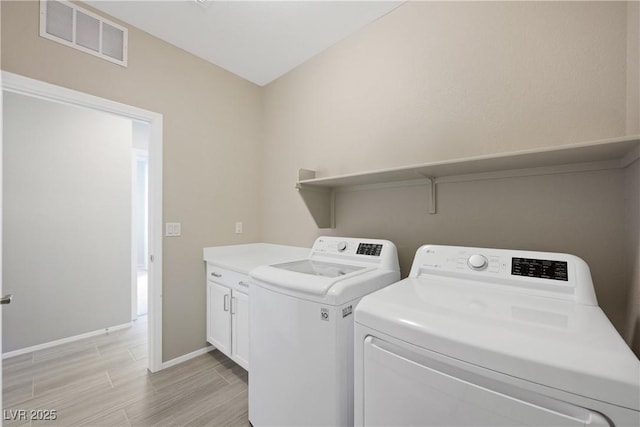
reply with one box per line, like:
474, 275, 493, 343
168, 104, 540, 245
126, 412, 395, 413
362, 336, 611, 427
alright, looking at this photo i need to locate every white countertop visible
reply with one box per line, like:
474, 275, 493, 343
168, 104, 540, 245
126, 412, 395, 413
203, 243, 310, 275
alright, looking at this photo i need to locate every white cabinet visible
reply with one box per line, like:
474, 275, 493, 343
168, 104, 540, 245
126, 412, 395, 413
231, 289, 249, 369
203, 244, 311, 372
207, 281, 232, 356
206, 263, 250, 371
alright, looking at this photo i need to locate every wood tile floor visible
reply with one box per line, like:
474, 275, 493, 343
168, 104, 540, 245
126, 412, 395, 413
2, 316, 249, 426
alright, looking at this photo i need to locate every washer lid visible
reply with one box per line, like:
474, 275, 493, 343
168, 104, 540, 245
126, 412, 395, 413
355, 276, 640, 411
250, 262, 374, 298
271, 259, 365, 278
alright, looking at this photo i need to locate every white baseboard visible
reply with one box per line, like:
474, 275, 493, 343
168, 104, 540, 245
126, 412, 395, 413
2, 322, 132, 359
161, 345, 215, 370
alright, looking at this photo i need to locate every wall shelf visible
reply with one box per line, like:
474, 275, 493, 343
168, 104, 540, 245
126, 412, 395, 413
296, 135, 640, 228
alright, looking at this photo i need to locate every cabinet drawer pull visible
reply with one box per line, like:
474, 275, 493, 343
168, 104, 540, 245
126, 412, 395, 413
211, 272, 222, 278
223, 294, 229, 311
238, 281, 249, 287
231, 296, 236, 315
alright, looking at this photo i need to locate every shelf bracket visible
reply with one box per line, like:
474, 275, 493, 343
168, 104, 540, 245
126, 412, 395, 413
420, 175, 436, 214
296, 169, 336, 229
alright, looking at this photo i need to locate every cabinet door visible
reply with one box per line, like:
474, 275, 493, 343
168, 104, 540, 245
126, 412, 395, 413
207, 282, 231, 356
231, 290, 249, 370
206, 283, 213, 343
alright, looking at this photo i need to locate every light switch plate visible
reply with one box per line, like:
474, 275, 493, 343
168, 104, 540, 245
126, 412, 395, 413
235, 222, 243, 234
166, 222, 181, 237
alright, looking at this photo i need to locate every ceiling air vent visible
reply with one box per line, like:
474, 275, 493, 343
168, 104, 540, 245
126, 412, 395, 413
40, 0, 128, 67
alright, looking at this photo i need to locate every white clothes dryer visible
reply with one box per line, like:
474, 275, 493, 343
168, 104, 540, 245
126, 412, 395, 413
355, 245, 640, 427
249, 236, 400, 427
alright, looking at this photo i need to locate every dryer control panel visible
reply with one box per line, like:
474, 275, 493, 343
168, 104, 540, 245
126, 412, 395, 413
511, 257, 568, 281
409, 245, 597, 305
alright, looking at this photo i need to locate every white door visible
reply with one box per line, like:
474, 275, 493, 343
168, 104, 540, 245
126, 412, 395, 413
362, 336, 610, 427
231, 290, 249, 370
208, 282, 231, 355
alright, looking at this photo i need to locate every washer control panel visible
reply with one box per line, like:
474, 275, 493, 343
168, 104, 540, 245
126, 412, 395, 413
310, 236, 399, 270
309, 236, 400, 273
313, 238, 387, 257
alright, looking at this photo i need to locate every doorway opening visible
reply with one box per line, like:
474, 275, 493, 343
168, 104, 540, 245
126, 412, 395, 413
2, 71, 164, 372
132, 123, 150, 320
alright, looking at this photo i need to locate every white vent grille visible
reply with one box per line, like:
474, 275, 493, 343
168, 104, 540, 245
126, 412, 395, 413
40, 0, 128, 67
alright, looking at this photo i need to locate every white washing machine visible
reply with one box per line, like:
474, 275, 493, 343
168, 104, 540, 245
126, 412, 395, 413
249, 236, 400, 427
355, 245, 640, 427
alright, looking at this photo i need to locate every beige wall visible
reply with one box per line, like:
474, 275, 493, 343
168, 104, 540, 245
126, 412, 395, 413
1, 1, 263, 361
3, 92, 132, 352
260, 2, 639, 345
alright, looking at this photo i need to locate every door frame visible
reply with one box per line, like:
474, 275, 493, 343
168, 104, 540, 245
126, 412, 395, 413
2, 71, 164, 372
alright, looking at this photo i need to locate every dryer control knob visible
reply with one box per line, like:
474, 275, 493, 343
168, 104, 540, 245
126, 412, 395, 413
468, 254, 488, 271
337, 241, 348, 252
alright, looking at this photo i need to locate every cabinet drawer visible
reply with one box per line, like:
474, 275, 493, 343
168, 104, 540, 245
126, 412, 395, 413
206, 263, 249, 291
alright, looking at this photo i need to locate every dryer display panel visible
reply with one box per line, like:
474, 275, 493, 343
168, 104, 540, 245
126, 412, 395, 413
511, 258, 568, 281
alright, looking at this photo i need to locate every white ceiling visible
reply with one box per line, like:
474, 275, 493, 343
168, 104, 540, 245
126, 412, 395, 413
87, 1, 404, 86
